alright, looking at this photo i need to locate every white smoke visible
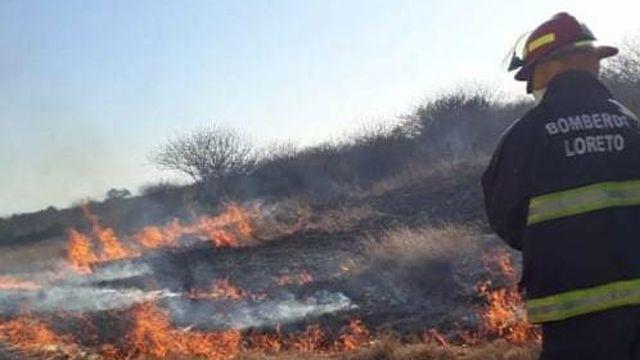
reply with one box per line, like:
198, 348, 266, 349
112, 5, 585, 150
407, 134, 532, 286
167, 290, 355, 330
0, 287, 180, 314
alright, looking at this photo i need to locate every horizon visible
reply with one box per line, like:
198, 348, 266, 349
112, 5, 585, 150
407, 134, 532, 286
2, 0, 638, 217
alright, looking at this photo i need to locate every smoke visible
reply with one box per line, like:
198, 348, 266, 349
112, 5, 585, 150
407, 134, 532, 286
66, 261, 152, 285
0, 287, 180, 314
166, 290, 355, 330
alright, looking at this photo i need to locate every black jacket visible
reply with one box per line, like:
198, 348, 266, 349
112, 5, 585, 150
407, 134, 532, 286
482, 70, 640, 323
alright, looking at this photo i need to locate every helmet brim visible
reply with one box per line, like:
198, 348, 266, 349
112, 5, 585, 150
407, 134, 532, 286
514, 44, 619, 82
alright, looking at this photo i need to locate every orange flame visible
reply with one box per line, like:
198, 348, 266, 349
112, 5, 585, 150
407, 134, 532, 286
134, 203, 256, 249
67, 203, 257, 273
67, 228, 99, 274
80, 204, 139, 262
274, 270, 314, 286
336, 318, 371, 351
477, 251, 541, 345
125, 302, 241, 359
288, 324, 327, 353
189, 278, 247, 301
189, 278, 267, 302
0, 317, 78, 356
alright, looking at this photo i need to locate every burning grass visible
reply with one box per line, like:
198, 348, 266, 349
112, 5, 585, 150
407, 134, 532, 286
67, 203, 257, 273
1, 204, 542, 359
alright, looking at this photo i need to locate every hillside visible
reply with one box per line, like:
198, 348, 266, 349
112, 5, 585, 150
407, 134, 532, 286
0, 46, 638, 359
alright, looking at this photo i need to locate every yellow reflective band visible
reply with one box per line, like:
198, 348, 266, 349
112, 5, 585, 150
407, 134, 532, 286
526, 278, 640, 323
573, 40, 593, 48
527, 180, 640, 225
527, 33, 556, 53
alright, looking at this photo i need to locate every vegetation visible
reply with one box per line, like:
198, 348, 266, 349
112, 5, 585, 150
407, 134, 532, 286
2, 36, 639, 250
151, 125, 256, 182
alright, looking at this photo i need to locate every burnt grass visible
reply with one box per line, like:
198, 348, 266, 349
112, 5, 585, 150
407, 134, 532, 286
0, 160, 522, 360
90, 161, 514, 341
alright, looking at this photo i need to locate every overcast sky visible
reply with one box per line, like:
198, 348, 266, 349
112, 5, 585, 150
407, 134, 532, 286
1, 0, 638, 216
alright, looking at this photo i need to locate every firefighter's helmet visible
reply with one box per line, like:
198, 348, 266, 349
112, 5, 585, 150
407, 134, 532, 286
508, 13, 618, 84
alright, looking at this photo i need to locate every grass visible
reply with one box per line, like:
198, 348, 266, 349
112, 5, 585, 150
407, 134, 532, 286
237, 337, 540, 360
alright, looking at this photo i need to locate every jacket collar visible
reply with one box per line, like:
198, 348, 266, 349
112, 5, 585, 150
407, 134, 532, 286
542, 70, 612, 103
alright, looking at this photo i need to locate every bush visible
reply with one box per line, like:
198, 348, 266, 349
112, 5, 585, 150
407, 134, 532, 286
151, 125, 257, 182
409, 88, 530, 161
603, 35, 640, 115
140, 181, 182, 197
106, 188, 131, 201
0, 221, 15, 245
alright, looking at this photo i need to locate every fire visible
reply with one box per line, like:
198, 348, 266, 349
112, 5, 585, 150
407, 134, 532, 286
124, 302, 241, 360
67, 228, 99, 273
0, 316, 78, 356
194, 204, 254, 247
336, 318, 371, 351
274, 270, 314, 286
189, 278, 247, 301
288, 324, 328, 353
189, 278, 267, 302
0, 276, 40, 291
476, 251, 541, 345
67, 203, 257, 273
66, 205, 139, 273
247, 330, 283, 353
134, 219, 181, 249
134, 203, 256, 249
81, 204, 139, 262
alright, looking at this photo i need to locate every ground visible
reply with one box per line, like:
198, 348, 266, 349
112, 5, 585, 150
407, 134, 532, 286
0, 160, 540, 359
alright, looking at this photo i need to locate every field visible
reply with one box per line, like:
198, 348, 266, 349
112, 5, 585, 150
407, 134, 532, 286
0, 160, 542, 359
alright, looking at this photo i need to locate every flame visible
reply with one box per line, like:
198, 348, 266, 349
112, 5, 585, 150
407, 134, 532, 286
189, 278, 247, 301
66, 205, 140, 273
193, 204, 254, 247
134, 219, 181, 249
124, 302, 241, 359
66, 203, 257, 273
0, 276, 40, 291
288, 324, 327, 353
476, 251, 541, 345
336, 318, 371, 351
134, 203, 256, 249
274, 270, 314, 286
247, 330, 283, 353
67, 228, 99, 274
81, 204, 139, 262
189, 278, 268, 302
0, 316, 78, 356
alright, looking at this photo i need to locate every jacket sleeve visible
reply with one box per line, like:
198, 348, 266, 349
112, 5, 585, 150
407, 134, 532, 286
481, 128, 530, 250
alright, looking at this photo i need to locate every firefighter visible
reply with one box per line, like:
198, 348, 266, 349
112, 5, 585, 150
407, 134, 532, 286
482, 12, 640, 359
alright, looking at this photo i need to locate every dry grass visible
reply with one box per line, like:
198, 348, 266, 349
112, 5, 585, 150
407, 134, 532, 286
0, 235, 66, 274
362, 157, 488, 199
362, 224, 480, 266
236, 337, 539, 360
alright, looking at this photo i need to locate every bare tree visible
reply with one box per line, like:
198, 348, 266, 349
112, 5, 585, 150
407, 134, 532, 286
604, 35, 640, 83
152, 126, 255, 182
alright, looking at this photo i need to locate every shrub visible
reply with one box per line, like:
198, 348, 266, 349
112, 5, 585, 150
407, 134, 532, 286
151, 125, 257, 182
106, 188, 131, 201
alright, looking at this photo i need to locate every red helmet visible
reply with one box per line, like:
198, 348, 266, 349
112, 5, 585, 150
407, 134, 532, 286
509, 12, 618, 83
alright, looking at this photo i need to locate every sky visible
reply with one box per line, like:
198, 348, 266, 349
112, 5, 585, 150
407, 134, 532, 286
1, 0, 638, 216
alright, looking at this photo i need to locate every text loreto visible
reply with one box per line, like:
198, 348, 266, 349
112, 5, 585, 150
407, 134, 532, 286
564, 134, 625, 157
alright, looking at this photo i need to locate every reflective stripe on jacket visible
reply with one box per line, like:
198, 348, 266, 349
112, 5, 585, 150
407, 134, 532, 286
482, 70, 640, 323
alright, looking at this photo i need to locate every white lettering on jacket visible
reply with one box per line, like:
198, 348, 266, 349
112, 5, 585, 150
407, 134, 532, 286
564, 134, 625, 157
545, 113, 631, 136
